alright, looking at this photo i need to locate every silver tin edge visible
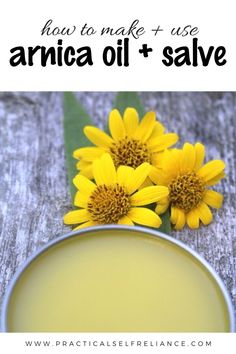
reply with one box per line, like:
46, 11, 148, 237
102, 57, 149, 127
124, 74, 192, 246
1, 225, 235, 332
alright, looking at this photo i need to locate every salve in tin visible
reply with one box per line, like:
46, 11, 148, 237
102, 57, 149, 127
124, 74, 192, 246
3, 226, 234, 332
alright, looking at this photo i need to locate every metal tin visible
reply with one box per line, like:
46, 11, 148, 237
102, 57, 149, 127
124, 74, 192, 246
1, 225, 235, 332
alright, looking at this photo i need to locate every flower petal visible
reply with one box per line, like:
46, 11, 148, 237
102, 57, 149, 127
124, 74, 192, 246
117, 165, 134, 189
127, 163, 151, 194
170, 206, 178, 224
74, 191, 88, 208
172, 208, 186, 230
73, 147, 105, 161
123, 108, 139, 137
76, 160, 91, 170
130, 186, 169, 206
155, 201, 169, 215
78, 166, 93, 179
118, 215, 134, 225
84, 126, 114, 148
160, 149, 182, 181
128, 207, 162, 227
196, 202, 213, 225
93, 153, 116, 185
148, 121, 165, 139
181, 142, 196, 172
155, 196, 169, 215
197, 160, 225, 183
151, 152, 164, 168
203, 190, 223, 209
64, 209, 90, 225
73, 174, 96, 195
139, 176, 153, 189
134, 111, 156, 142
186, 209, 200, 229
109, 109, 126, 141
205, 172, 226, 186
148, 166, 161, 185
149, 133, 179, 152
194, 143, 205, 171
74, 220, 98, 230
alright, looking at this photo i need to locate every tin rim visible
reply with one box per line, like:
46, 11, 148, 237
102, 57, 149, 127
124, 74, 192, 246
1, 225, 235, 332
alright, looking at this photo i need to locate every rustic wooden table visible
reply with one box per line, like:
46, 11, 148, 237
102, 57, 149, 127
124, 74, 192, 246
0, 92, 235, 323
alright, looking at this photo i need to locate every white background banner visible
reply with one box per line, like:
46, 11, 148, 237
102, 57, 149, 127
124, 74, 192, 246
0, 0, 235, 90
0, 333, 236, 354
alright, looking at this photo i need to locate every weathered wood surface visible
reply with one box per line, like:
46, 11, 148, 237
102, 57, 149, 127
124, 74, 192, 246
0, 92, 235, 323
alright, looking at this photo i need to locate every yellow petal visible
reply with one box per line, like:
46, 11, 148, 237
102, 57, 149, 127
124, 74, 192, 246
170, 206, 178, 224
149, 133, 179, 152
128, 207, 162, 227
74, 191, 88, 208
74, 220, 98, 230
127, 162, 151, 194
138, 176, 153, 189
197, 160, 225, 182
160, 149, 182, 180
158, 196, 169, 205
134, 111, 156, 142
93, 153, 116, 185
155, 201, 169, 215
73, 174, 96, 195
123, 108, 139, 137
205, 172, 226, 186
64, 209, 90, 225
196, 202, 213, 225
151, 152, 164, 167
148, 121, 165, 139
186, 209, 200, 229
73, 147, 105, 161
131, 186, 169, 206
78, 166, 93, 179
84, 126, 113, 148
148, 166, 162, 185
174, 208, 186, 230
118, 215, 134, 225
117, 165, 134, 189
76, 160, 91, 170
203, 190, 223, 209
109, 109, 126, 141
194, 143, 205, 171
181, 142, 196, 172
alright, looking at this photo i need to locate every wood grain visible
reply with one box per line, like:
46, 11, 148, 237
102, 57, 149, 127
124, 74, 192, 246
0, 92, 235, 323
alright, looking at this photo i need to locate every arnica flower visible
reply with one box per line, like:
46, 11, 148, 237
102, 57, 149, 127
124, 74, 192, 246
64, 153, 169, 229
73, 108, 179, 180
151, 143, 225, 230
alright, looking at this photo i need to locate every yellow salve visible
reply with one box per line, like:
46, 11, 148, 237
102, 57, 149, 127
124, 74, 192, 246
7, 229, 230, 332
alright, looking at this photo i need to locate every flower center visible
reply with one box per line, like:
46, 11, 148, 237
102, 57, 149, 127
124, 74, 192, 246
169, 172, 205, 212
109, 137, 150, 168
87, 184, 131, 224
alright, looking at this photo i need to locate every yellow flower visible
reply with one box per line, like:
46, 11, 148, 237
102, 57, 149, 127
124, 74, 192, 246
151, 143, 225, 230
64, 153, 169, 229
73, 108, 179, 179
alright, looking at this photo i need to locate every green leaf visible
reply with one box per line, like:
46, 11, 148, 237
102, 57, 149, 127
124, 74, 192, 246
63, 92, 93, 201
113, 92, 145, 117
159, 210, 171, 235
